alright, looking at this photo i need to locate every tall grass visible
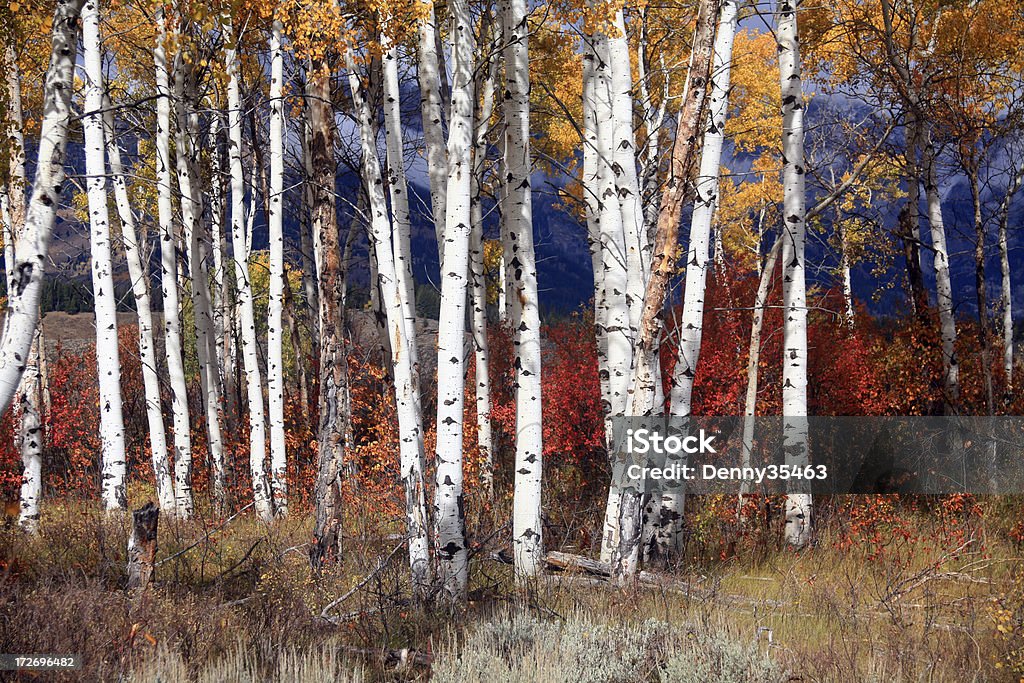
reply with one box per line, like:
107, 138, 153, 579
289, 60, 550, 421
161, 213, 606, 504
0, 496, 1019, 681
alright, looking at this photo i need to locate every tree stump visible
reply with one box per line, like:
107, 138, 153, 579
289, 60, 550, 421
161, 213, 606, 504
127, 502, 159, 590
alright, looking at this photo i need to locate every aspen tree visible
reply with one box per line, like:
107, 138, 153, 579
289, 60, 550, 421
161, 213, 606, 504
380, 29, 421, 400
922, 136, 960, 408
586, 28, 635, 565
657, 0, 739, 557
997, 164, 1023, 388
308, 59, 348, 567
225, 14, 273, 521
614, 0, 719, 581
82, 0, 127, 510
3, 38, 45, 530
503, 0, 543, 580
0, 0, 82, 417
470, 17, 498, 498
268, 17, 288, 516
102, 102, 176, 512
351, 45, 432, 596
156, 7, 193, 516
417, 0, 448, 256
433, 0, 476, 605
606, 11, 646, 339
778, 0, 812, 548
208, 111, 237, 428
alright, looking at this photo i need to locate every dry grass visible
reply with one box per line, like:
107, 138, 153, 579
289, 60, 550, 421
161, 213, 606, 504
0, 494, 1020, 681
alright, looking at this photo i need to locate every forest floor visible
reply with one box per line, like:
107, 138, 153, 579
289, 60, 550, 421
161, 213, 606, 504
1, 491, 1021, 682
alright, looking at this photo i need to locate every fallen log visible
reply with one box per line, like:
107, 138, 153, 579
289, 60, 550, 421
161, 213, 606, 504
542, 551, 705, 594
544, 551, 610, 576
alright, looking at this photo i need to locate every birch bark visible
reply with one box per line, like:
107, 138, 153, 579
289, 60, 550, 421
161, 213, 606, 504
4, 38, 46, 530
0, 0, 82, 417
588, 30, 636, 566
923, 136, 960, 408
613, 0, 718, 581
156, 7, 193, 516
434, 0, 476, 604
778, 0, 812, 548
82, 0, 127, 510
503, 0, 543, 580
225, 16, 273, 521
381, 31, 421, 400
470, 21, 498, 498
417, 0, 449, 259
655, 0, 739, 557
208, 111, 237, 429
16, 333, 42, 529
607, 12, 646, 339
997, 165, 1023, 389
102, 101, 176, 511
267, 18, 288, 516
351, 47, 432, 596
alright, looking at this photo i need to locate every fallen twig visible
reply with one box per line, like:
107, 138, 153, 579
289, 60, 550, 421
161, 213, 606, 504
216, 539, 263, 580
156, 502, 256, 567
318, 539, 406, 622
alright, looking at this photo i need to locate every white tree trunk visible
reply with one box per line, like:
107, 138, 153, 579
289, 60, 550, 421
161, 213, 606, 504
174, 63, 227, 511
433, 0, 475, 605
267, 18, 288, 516
0, 0, 82, 416
103, 100, 176, 512
350, 48, 432, 596
669, 0, 737, 416
839, 221, 855, 326
587, 32, 636, 566
155, 8, 193, 516
656, 0, 739, 555
636, 9, 667, 247
208, 111, 234, 424
583, 46, 612, 441
497, 246, 508, 323
998, 165, 1023, 389
1, 187, 13, 293
593, 36, 633, 422
417, 0, 449, 259
778, 0, 812, 549
82, 0, 127, 511
470, 24, 498, 499
923, 136, 960, 408
614, 0, 718, 580
634, 15, 666, 416
381, 32, 421, 400
739, 239, 781, 507
5, 38, 46, 532
16, 331, 42, 530
3, 43, 26, 294
226, 16, 273, 522
607, 13, 646, 338
502, 0, 543, 580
